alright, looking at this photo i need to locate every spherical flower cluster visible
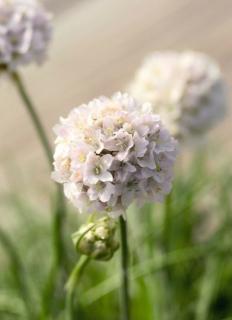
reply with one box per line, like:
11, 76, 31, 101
0, 0, 52, 70
52, 92, 178, 218
72, 217, 119, 261
129, 51, 227, 141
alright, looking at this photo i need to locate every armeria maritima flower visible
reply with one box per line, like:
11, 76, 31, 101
129, 51, 227, 141
52, 93, 178, 218
0, 0, 52, 70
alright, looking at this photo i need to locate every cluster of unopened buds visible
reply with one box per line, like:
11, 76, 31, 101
72, 217, 119, 261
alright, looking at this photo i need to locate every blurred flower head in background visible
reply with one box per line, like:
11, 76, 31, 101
0, 0, 52, 70
52, 92, 178, 218
129, 51, 227, 142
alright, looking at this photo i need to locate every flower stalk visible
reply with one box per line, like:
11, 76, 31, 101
119, 216, 130, 320
11, 71, 53, 166
163, 192, 172, 253
65, 255, 90, 320
10, 71, 67, 315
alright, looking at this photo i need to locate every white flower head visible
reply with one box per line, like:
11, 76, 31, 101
129, 51, 227, 142
0, 0, 52, 70
52, 92, 178, 218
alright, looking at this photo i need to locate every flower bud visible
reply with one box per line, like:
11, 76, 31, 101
72, 217, 119, 261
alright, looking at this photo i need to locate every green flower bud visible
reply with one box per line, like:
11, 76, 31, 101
72, 217, 119, 261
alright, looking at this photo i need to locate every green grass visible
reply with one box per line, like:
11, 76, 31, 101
0, 150, 232, 320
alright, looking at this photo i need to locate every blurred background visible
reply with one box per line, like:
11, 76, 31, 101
1, 0, 232, 206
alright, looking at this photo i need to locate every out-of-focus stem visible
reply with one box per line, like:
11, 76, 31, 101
119, 216, 130, 320
10, 72, 53, 168
163, 192, 172, 253
10, 71, 67, 316
65, 256, 90, 320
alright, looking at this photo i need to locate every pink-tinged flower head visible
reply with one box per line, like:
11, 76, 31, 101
52, 92, 178, 218
129, 51, 227, 142
0, 0, 52, 70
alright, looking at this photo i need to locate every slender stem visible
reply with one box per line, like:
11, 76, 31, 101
163, 192, 172, 252
65, 256, 90, 320
10, 71, 53, 168
163, 192, 175, 310
10, 71, 67, 316
119, 216, 130, 320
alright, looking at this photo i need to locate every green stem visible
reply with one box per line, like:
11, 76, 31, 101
10, 71, 53, 168
119, 216, 130, 320
10, 71, 67, 316
163, 192, 176, 313
163, 192, 172, 252
65, 256, 90, 320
